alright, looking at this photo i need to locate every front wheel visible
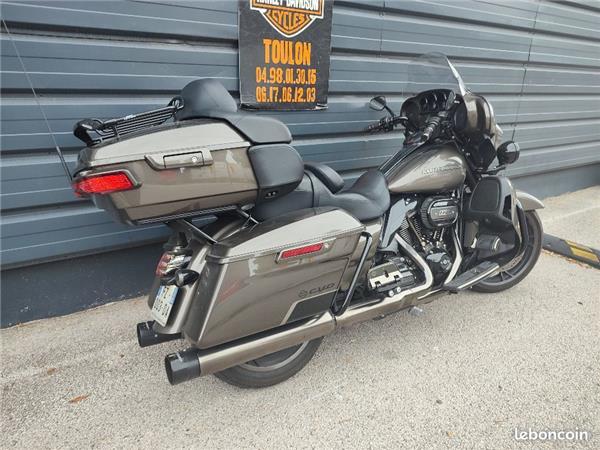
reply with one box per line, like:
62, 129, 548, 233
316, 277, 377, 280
214, 338, 323, 388
472, 210, 543, 293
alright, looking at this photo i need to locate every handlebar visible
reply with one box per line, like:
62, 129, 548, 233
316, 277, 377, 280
365, 115, 406, 133
366, 120, 384, 132
366, 113, 444, 142
422, 116, 442, 141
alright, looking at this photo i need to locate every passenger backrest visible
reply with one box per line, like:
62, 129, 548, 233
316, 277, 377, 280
175, 79, 292, 145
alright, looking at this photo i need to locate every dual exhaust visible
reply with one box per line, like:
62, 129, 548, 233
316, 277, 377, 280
138, 313, 335, 385
144, 236, 436, 385
139, 285, 425, 385
165, 312, 335, 385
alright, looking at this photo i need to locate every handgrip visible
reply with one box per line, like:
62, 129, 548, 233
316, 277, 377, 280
422, 117, 442, 140
145, 148, 213, 170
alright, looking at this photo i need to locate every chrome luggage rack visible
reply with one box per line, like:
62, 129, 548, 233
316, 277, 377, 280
73, 96, 184, 146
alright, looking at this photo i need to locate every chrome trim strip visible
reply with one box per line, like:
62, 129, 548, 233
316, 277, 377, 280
452, 264, 500, 291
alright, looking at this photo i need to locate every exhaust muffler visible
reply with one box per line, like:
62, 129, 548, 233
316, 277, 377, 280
164, 235, 437, 385
165, 312, 336, 385
137, 321, 181, 348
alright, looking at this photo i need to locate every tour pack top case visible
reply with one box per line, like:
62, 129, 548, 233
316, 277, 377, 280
73, 80, 304, 225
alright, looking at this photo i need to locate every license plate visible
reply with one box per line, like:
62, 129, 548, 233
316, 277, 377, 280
151, 284, 179, 327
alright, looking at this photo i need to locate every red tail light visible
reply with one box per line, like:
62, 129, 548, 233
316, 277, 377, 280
279, 243, 324, 260
156, 253, 174, 277
72, 171, 135, 196
156, 252, 189, 277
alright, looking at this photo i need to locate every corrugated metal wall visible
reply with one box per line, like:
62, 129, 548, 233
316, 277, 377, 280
2, 0, 599, 268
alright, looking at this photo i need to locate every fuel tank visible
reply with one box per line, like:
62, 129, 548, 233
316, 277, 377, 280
387, 143, 467, 194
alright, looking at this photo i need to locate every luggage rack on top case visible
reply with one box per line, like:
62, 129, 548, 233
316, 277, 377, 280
73, 96, 184, 146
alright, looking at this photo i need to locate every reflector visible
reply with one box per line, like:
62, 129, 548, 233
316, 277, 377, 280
73, 172, 135, 196
279, 243, 324, 260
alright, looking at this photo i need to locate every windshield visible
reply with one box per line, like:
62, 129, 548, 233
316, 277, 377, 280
404, 53, 467, 98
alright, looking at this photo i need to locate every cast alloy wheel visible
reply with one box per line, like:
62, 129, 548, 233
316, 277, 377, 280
214, 338, 323, 388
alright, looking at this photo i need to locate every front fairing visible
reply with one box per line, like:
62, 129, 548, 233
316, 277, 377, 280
404, 53, 501, 142
379, 53, 504, 173
405, 52, 467, 98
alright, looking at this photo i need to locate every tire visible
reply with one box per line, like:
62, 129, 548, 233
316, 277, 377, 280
214, 338, 323, 388
472, 210, 543, 293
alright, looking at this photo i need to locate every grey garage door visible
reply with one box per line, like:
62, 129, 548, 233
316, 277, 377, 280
1, 0, 599, 268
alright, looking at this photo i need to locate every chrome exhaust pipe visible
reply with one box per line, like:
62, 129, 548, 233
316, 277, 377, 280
165, 235, 434, 385
165, 312, 336, 385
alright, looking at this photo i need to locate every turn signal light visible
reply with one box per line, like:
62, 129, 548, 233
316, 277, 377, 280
72, 171, 135, 196
279, 243, 324, 260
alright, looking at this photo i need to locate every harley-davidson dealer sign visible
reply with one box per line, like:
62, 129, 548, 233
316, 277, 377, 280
239, 0, 334, 110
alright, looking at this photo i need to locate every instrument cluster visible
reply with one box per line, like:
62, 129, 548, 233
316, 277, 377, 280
401, 89, 453, 129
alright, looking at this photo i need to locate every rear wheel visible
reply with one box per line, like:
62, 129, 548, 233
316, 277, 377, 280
214, 338, 323, 388
472, 210, 543, 293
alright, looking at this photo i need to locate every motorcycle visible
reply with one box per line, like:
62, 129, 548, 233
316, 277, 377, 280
72, 53, 543, 388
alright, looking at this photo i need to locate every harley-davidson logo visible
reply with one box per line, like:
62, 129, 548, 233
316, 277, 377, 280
250, 0, 325, 38
422, 164, 461, 176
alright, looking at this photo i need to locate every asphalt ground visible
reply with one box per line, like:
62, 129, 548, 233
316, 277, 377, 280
1, 187, 599, 449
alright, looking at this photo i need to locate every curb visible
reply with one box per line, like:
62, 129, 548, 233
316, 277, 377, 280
542, 234, 600, 269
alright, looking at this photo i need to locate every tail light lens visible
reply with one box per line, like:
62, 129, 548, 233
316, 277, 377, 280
279, 242, 324, 260
72, 171, 136, 197
156, 251, 190, 277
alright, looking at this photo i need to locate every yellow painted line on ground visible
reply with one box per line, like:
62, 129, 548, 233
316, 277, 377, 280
543, 234, 600, 269
569, 246, 599, 263
566, 240, 594, 253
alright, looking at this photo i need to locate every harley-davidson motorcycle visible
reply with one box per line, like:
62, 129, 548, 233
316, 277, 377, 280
72, 53, 543, 388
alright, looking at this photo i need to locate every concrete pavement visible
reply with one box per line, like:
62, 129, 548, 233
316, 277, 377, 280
1, 188, 599, 449
537, 186, 600, 249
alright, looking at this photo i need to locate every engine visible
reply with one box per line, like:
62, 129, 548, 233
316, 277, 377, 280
401, 195, 458, 281
366, 195, 459, 296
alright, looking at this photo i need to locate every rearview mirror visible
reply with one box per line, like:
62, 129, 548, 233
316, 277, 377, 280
369, 96, 387, 111
497, 141, 520, 165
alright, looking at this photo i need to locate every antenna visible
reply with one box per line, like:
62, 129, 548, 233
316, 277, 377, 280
2, 19, 73, 182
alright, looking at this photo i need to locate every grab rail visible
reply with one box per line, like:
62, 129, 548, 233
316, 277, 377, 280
74, 97, 183, 146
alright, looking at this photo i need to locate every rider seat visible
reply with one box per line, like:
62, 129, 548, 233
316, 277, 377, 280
254, 162, 390, 222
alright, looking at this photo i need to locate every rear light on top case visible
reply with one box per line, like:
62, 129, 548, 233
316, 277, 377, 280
72, 171, 135, 196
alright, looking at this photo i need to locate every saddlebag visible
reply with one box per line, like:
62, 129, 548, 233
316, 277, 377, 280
73, 120, 303, 224
182, 207, 364, 349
